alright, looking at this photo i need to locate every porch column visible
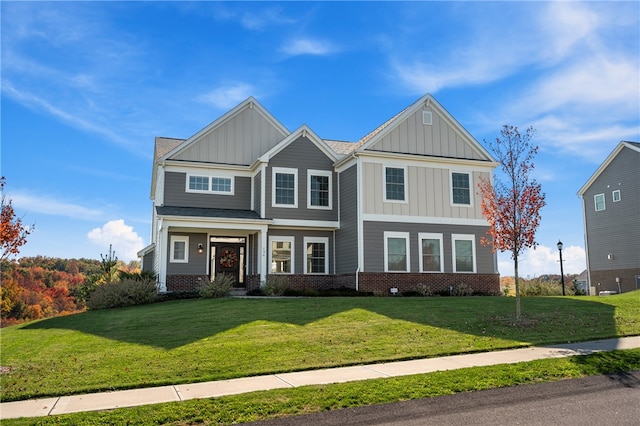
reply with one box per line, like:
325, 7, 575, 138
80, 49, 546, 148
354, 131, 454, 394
157, 219, 168, 293
260, 226, 268, 288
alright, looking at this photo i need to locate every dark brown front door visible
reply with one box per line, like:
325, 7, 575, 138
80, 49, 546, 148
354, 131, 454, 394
210, 242, 245, 287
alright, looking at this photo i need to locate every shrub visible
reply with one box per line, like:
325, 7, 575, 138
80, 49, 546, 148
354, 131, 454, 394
520, 279, 562, 296
198, 274, 233, 298
415, 283, 434, 297
87, 278, 158, 310
453, 283, 474, 296
264, 276, 289, 296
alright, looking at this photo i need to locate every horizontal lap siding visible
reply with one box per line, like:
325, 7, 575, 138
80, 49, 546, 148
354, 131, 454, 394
363, 221, 494, 274
253, 171, 262, 215
164, 172, 251, 210
166, 232, 208, 275
335, 165, 358, 274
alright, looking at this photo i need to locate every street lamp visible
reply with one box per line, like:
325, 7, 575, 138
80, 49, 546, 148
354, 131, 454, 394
557, 240, 565, 296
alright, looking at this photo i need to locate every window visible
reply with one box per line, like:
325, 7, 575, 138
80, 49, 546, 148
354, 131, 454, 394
384, 166, 406, 202
308, 170, 332, 209
612, 190, 621, 203
419, 233, 443, 273
272, 167, 298, 207
170, 236, 189, 263
188, 175, 209, 191
384, 232, 410, 272
304, 237, 329, 274
594, 193, 606, 211
452, 234, 476, 273
451, 172, 471, 205
211, 177, 232, 194
269, 237, 294, 273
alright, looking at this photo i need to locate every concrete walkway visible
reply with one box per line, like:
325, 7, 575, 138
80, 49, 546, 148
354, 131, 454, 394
2, 336, 639, 420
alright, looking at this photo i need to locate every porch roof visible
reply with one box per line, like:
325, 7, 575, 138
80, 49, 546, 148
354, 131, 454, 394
156, 206, 263, 220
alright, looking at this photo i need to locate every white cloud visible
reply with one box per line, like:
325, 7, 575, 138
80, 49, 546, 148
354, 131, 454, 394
199, 83, 255, 110
87, 219, 144, 262
498, 245, 586, 278
11, 191, 103, 219
280, 38, 337, 56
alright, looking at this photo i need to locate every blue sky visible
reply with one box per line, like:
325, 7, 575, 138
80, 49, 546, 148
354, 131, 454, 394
2, 1, 638, 277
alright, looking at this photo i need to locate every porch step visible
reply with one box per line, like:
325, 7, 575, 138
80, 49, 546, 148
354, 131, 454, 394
229, 288, 247, 297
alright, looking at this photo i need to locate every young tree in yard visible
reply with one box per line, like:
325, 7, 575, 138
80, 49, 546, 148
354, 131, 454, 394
478, 126, 546, 319
1, 177, 33, 260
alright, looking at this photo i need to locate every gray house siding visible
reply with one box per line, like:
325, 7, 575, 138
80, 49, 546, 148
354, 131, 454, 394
265, 136, 338, 221
335, 165, 359, 274
164, 172, 251, 210
362, 221, 494, 274
267, 228, 334, 274
166, 232, 208, 275
253, 170, 262, 215
142, 249, 154, 273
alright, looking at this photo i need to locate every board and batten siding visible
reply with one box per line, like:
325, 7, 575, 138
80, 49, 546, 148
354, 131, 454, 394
267, 229, 334, 274
166, 232, 208, 275
265, 135, 338, 221
172, 105, 287, 166
367, 107, 485, 160
583, 146, 640, 271
335, 165, 359, 274
163, 172, 251, 210
362, 222, 495, 274
362, 162, 487, 220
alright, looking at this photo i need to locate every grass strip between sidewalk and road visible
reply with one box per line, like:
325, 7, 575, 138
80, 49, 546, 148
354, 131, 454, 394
3, 349, 639, 425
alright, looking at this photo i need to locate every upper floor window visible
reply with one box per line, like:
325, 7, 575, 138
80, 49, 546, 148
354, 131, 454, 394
612, 190, 621, 203
269, 236, 294, 274
419, 233, 443, 273
452, 234, 475, 273
170, 236, 189, 263
451, 172, 471, 205
384, 231, 410, 272
594, 193, 605, 211
188, 176, 209, 191
211, 177, 232, 193
187, 174, 233, 195
304, 237, 329, 274
308, 170, 332, 209
384, 166, 406, 202
273, 167, 298, 208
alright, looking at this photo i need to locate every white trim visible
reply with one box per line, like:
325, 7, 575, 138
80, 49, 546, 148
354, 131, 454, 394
307, 169, 333, 210
269, 236, 295, 274
260, 163, 267, 218
303, 237, 329, 274
260, 125, 339, 163
384, 231, 410, 272
357, 158, 364, 273
594, 193, 606, 211
612, 189, 621, 203
359, 151, 498, 171
170, 235, 189, 263
272, 167, 298, 208
383, 165, 408, 203
578, 142, 640, 196
362, 213, 488, 227
164, 163, 254, 177
418, 233, 444, 273
450, 170, 473, 207
186, 173, 235, 195
452, 234, 476, 273
270, 219, 340, 229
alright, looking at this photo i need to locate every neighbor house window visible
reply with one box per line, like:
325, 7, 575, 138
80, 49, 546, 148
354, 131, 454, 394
612, 190, 621, 203
384, 166, 406, 202
269, 237, 294, 273
170, 236, 189, 263
272, 167, 298, 207
452, 234, 475, 273
594, 193, 606, 211
384, 232, 410, 272
451, 172, 471, 205
188, 175, 209, 191
419, 233, 443, 273
211, 177, 232, 194
308, 170, 332, 209
304, 237, 328, 274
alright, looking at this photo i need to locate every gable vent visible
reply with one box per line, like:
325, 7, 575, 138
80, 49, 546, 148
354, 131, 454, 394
422, 111, 432, 125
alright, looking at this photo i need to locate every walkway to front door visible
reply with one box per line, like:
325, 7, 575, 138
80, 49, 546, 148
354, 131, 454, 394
210, 237, 246, 287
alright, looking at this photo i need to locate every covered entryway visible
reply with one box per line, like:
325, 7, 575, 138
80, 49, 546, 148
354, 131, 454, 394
210, 237, 246, 287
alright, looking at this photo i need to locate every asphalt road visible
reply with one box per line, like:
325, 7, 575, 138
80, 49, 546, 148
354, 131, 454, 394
243, 371, 640, 425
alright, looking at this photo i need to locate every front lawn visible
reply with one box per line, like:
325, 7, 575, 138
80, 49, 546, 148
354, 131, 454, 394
1, 291, 639, 401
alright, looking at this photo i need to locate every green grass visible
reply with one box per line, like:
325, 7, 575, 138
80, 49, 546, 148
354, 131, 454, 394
1, 291, 639, 402
3, 349, 639, 425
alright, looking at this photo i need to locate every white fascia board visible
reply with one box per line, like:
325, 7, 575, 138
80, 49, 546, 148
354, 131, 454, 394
163, 162, 255, 177
362, 213, 489, 227
260, 125, 339, 163
359, 151, 498, 171
270, 218, 340, 229
334, 153, 358, 173
577, 142, 639, 196
158, 216, 272, 229
137, 243, 155, 257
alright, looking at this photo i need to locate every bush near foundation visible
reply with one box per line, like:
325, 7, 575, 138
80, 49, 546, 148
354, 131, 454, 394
87, 278, 158, 310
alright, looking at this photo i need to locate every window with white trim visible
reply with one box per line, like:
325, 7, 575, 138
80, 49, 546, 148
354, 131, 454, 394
188, 175, 209, 192
186, 174, 233, 194
451, 172, 471, 205
612, 190, 621, 203
272, 167, 298, 207
384, 166, 406, 202
170, 236, 189, 263
419, 233, 443, 273
452, 234, 476, 273
269, 236, 294, 274
211, 177, 232, 194
304, 237, 328, 274
308, 170, 332, 209
594, 193, 606, 211
384, 232, 410, 272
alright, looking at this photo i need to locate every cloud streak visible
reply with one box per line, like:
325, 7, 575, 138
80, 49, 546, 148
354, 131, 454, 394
87, 219, 145, 262
11, 192, 103, 220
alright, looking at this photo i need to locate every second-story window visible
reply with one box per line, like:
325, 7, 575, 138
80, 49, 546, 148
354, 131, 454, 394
211, 177, 232, 194
308, 170, 332, 209
451, 172, 471, 205
594, 193, 605, 211
273, 167, 298, 208
186, 174, 233, 194
384, 166, 406, 202
188, 176, 209, 191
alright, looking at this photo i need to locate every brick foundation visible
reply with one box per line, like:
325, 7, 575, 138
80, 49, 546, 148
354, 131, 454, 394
589, 268, 640, 294
357, 272, 500, 296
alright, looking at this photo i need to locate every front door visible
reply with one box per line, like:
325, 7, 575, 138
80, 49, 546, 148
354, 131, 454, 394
210, 237, 246, 287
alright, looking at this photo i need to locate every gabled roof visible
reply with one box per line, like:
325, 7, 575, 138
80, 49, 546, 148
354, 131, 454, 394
259, 125, 339, 163
577, 141, 640, 196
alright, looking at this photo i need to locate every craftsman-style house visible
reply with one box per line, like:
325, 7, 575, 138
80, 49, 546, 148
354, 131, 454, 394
139, 94, 501, 295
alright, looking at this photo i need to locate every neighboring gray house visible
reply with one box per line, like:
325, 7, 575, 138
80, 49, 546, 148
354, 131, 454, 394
139, 94, 501, 295
577, 141, 640, 295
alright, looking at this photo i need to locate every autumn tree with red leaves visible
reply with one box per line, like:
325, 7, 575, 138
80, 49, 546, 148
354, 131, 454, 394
478, 126, 546, 319
1, 176, 34, 260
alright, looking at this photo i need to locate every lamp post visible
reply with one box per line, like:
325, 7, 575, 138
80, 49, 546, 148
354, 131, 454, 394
557, 240, 565, 296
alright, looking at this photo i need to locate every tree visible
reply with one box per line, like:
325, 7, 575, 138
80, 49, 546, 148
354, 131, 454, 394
478, 126, 546, 319
99, 244, 119, 283
1, 177, 34, 260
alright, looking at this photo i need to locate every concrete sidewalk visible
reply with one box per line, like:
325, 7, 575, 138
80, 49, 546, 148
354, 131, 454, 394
2, 336, 639, 420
